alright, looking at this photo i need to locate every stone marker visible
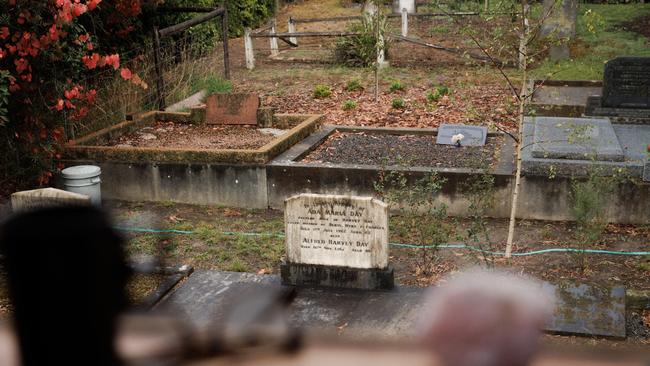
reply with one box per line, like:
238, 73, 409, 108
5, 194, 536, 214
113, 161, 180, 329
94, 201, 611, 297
530, 116, 624, 162
644, 159, 650, 182
281, 194, 393, 290
585, 57, 650, 119
540, 0, 578, 61
11, 187, 91, 213
204, 93, 260, 125
436, 124, 488, 146
601, 57, 650, 109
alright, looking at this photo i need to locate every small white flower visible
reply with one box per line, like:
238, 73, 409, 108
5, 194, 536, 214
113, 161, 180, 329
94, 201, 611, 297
451, 133, 465, 145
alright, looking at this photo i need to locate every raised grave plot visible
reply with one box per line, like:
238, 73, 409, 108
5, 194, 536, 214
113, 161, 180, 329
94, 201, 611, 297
302, 131, 504, 168
102, 122, 281, 150
65, 110, 322, 164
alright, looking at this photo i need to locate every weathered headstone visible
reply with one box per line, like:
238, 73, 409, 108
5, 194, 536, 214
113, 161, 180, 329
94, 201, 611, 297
602, 57, 650, 109
10, 187, 91, 213
204, 93, 260, 125
585, 57, 650, 119
530, 117, 624, 161
280, 194, 393, 290
644, 159, 650, 182
436, 124, 488, 146
540, 0, 578, 61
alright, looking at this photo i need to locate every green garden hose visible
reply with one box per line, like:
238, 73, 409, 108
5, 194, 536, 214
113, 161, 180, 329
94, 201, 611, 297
113, 226, 650, 257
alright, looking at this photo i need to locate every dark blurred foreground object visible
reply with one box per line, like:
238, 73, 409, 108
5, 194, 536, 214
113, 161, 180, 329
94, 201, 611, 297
0, 206, 130, 366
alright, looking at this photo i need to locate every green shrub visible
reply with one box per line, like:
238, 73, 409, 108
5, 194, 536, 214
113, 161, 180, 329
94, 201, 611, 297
314, 84, 332, 99
569, 172, 619, 273
392, 98, 406, 109
389, 80, 406, 93
197, 75, 233, 96
346, 79, 364, 92
342, 99, 358, 110
334, 13, 390, 67
426, 85, 450, 103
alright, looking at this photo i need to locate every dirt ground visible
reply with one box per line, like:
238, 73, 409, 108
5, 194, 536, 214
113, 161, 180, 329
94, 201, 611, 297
105, 201, 650, 291
620, 13, 650, 39
220, 1, 521, 134
302, 130, 503, 167
103, 121, 279, 150
105, 200, 650, 347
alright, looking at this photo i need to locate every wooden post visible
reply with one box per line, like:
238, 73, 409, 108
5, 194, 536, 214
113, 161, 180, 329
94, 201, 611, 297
270, 18, 279, 57
401, 8, 408, 37
244, 27, 255, 70
152, 26, 166, 110
288, 17, 298, 46
221, 2, 230, 80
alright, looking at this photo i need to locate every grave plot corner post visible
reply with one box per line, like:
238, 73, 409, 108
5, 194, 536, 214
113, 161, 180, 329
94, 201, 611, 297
401, 7, 408, 37
270, 18, 280, 57
244, 27, 255, 70
288, 17, 298, 46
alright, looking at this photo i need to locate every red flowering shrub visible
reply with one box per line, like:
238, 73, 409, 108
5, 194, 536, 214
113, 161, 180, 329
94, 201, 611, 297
0, 0, 146, 188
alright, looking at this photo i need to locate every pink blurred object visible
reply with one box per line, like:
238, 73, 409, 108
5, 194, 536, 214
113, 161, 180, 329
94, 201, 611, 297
418, 269, 555, 366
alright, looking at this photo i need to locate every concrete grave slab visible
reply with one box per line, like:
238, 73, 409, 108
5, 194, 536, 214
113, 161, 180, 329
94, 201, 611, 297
611, 124, 650, 161
160, 270, 627, 339
530, 117, 624, 162
436, 124, 487, 146
204, 93, 260, 125
544, 282, 626, 338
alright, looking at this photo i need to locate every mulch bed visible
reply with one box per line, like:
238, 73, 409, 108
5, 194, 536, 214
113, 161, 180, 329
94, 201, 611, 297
302, 131, 503, 168
103, 122, 279, 150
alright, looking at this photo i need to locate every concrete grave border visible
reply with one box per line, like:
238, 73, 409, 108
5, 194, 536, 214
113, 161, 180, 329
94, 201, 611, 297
64, 110, 323, 165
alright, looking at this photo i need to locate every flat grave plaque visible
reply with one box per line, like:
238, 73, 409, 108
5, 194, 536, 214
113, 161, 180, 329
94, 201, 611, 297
602, 57, 650, 109
530, 117, 625, 162
204, 93, 260, 125
436, 124, 487, 146
284, 194, 389, 269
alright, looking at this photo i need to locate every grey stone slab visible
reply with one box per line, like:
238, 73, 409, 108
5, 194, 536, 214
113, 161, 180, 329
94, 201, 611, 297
532, 85, 601, 107
530, 117, 624, 162
644, 161, 650, 182
545, 283, 626, 338
611, 124, 650, 161
602, 57, 650, 109
521, 119, 643, 177
436, 124, 487, 146
159, 270, 282, 328
159, 270, 627, 339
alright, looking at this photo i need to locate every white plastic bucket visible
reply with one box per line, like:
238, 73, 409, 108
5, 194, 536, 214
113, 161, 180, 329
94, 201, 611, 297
61, 165, 102, 206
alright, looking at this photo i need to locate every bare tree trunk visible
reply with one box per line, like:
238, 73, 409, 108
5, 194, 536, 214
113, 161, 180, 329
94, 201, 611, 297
375, 2, 380, 103
505, 0, 529, 258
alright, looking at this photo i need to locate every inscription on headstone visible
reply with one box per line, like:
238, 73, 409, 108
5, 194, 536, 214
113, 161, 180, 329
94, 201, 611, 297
284, 194, 388, 269
602, 57, 650, 109
436, 124, 488, 146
